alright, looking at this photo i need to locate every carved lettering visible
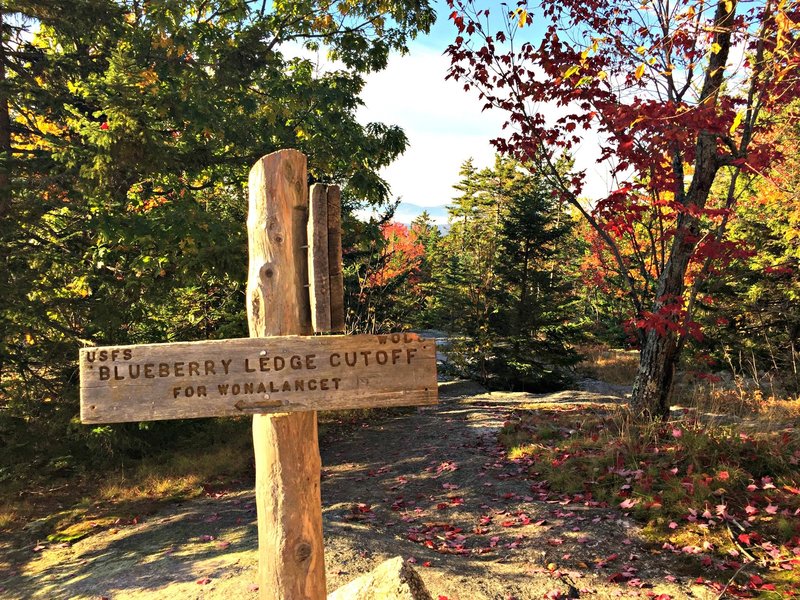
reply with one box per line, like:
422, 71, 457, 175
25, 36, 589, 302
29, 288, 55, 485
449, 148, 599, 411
406, 348, 417, 364
81, 335, 436, 423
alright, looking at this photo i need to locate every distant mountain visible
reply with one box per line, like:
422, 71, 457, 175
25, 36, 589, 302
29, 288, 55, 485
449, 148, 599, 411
355, 202, 450, 230
392, 203, 449, 226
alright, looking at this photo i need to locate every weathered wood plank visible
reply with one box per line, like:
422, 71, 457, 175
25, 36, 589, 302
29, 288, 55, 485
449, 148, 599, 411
308, 183, 331, 333
247, 149, 325, 600
79, 333, 437, 423
327, 185, 346, 333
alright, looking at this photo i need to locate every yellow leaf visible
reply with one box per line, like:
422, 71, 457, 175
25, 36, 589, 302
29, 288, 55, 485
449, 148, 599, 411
517, 9, 528, 28
711, 42, 722, 54
25, 333, 34, 345
598, 70, 608, 81
636, 46, 646, 55
564, 64, 580, 79
635, 63, 645, 80
729, 110, 745, 135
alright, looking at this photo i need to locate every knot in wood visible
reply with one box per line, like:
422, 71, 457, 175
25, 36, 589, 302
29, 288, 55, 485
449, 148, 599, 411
260, 263, 274, 279
294, 541, 312, 563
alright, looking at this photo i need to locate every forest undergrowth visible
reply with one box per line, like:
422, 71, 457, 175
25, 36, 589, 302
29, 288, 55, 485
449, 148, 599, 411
495, 350, 800, 597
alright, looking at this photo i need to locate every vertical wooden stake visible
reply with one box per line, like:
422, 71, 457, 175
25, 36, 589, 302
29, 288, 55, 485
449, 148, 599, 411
308, 183, 332, 333
327, 186, 346, 333
248, 150, 326, 600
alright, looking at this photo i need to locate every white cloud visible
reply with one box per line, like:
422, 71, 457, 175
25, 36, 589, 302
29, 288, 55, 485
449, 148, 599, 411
358, 47, 617, 209
286, 39, 615, 213
358, 49, 505, 207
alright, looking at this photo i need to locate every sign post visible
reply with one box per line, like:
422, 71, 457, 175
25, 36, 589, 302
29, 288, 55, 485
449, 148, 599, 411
79, 150, 438, 599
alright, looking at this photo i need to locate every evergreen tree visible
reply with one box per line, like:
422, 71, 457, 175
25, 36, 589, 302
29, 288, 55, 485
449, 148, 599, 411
0, 0, 434, 460
438, 156, 582, 390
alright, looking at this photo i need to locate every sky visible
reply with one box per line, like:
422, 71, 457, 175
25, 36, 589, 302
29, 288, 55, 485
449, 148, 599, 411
354, 1, 610, 225
355, 8, 503, 219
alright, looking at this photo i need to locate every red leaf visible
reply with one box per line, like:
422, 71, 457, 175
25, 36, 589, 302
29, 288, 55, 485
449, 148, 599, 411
196, 577, 211, 585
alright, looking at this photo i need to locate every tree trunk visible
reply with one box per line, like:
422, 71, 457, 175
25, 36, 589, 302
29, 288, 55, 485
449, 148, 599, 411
630, 126, 724, 419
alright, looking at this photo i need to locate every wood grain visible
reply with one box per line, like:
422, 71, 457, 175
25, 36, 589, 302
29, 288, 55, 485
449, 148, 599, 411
247, 149, 325, 600
308, 183, 331, 333
79, 333, 438, 423
326, 185, 346, 333
246, 150, 312, 338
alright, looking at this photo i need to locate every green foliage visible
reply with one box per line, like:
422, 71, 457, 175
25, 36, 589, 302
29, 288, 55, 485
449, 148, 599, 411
434, 156, 584, 390
689, 169, 800, 391
0, 0, 434, 465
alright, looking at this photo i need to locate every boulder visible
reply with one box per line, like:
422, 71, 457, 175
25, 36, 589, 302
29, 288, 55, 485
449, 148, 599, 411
328, 556, 432, 600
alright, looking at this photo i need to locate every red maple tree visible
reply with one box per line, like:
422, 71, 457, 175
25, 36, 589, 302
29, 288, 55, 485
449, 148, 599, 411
369, 221, 424, 287
446, 0, 800, 419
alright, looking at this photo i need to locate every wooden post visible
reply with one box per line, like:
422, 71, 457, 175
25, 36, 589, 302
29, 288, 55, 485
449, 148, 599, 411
79, 148, 437, 599
308, 183, 332, 333
248, 150, 326, 600
327, 186, 346, 333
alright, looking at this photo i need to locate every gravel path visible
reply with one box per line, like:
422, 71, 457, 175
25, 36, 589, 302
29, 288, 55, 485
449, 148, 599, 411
0, 380, 714, 599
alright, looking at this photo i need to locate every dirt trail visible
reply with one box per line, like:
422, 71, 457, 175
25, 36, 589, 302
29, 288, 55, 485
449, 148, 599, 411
0, 381, 714, 599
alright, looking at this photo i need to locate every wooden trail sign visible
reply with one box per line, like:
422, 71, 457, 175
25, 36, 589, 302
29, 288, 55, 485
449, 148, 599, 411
79, 148, 438, 600
80, 333, 437, 423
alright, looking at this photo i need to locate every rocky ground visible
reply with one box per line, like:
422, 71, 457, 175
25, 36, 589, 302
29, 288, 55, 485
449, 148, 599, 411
0, 380, 717, 599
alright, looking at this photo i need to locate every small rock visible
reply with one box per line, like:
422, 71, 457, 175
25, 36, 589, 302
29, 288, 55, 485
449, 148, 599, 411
327, 556, 432, 600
